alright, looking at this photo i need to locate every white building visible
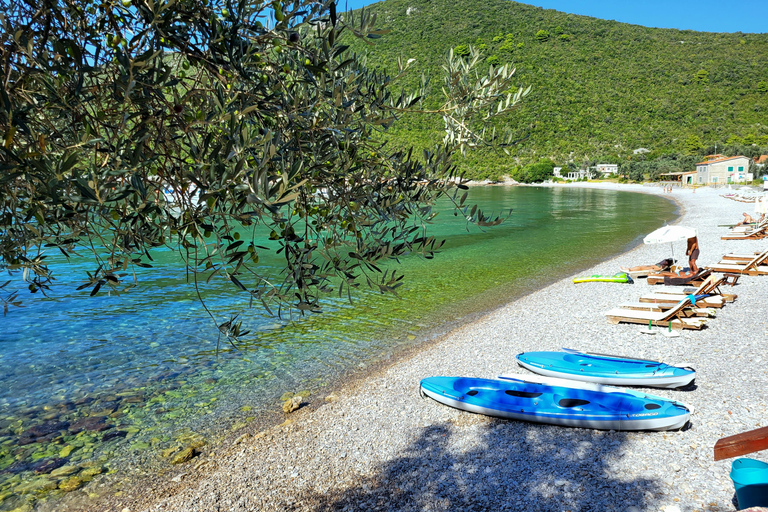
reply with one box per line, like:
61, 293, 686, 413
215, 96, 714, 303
596, 164, 619, 176
695, 155, 752, 184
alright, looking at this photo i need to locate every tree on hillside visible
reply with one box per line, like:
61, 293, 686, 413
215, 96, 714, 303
0, 0, 529, 341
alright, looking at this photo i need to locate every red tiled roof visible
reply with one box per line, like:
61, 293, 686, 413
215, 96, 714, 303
754, 155, 768, 164
695, 155, 749, 165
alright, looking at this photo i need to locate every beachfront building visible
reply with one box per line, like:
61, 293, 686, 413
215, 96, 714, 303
595, 163, 618, 177
695, 155, 751, 184
566, 169, 594, 180
553, 167, 562, 178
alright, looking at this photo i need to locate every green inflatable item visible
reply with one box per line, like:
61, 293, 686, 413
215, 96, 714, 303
572, 272, 633, 284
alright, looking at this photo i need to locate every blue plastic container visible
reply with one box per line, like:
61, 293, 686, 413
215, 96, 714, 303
730, 458, 768, 510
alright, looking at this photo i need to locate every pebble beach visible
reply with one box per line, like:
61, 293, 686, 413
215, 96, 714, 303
94, 183, 767, 512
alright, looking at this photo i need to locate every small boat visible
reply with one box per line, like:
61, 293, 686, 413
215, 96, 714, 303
515, 349, 695, 389
420, 376, 691, 431
573, 272, 632, 284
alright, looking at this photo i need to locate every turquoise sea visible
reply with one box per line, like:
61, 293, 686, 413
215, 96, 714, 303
0, 186, 676, 510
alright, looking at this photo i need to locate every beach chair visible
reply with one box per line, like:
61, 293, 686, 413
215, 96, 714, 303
639, 273, 737, 306
715, 426, 768, 461
721, 224, 767, 240
721, 250, 765, 261
726, 217, 768, 234
646, 268, 712, 286
616, 301, 716, 317
604, 296, 708, 330
706, 249, 768, 276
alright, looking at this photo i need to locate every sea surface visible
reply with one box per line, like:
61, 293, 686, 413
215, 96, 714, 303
0, 185, 676, 510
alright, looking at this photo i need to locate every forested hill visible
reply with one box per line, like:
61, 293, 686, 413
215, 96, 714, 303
349, 0, 768, 179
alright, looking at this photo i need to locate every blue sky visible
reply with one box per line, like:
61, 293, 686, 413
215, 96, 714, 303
338, 0, 768, 34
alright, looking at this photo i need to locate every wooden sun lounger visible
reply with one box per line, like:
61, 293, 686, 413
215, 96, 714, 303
714, 426, 768, 461
721, 251, 764, 261
721, 226, 767, 240
604, 297, 708, 330
639, 293, 725, 308
707, 249, 768, 275
642, 272, 737, 303
617, 302, 716, 317
646, 268, 713, 286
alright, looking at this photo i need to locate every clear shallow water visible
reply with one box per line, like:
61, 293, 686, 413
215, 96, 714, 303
0, 186, 676, 510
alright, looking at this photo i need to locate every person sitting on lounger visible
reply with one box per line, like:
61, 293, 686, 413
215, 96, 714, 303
737, 212, 756, 225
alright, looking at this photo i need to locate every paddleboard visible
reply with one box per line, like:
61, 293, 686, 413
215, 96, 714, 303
573, 272, 633, 284
515, 349, 695, 389
420, 376, 690, 431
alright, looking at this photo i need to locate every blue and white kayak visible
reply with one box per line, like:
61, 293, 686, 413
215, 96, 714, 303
420, 376, 691, 431
515, 349, 695, 389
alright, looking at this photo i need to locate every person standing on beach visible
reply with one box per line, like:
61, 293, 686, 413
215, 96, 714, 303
686, 236, 699, 275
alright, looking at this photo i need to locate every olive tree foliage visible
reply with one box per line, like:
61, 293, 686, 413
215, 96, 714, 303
0, 0, 528, 341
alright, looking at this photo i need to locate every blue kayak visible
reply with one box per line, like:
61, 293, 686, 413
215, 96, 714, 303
515, 349, 696, 389
420, 376, 690, 431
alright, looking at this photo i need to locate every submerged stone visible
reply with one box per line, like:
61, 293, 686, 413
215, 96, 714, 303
171, 447, 196, 465
50, 465, 79, 477
17, 476, 59, 494
69, 417, 109, 433
101, 430, 127, 443
18, 421, 70, 445
32, 458, 67, 475
58, 476, 85, 492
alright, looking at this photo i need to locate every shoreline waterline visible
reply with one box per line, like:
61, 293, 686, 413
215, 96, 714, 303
58, 182, 724, 512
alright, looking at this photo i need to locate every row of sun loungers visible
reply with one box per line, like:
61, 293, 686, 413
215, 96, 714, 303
721, 218, 768, 240
604, 273, 734, 330
603, 245, 766, 330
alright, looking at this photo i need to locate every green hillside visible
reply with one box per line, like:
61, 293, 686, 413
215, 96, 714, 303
349, 0, 768, 179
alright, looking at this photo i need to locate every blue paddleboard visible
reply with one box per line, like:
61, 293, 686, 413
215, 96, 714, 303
420, 376, 690, 431
516, 349, 695, 389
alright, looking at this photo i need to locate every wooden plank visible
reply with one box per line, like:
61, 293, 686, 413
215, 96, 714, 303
714, 426, 768, 461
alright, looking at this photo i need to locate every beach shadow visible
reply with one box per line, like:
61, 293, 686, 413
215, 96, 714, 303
308, 414, 662, 512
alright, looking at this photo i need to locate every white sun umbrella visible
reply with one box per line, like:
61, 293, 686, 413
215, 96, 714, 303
755, 196, 768, 215
643, 225, 697, 267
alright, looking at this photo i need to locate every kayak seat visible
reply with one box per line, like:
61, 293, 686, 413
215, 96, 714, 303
504, 390, 543, 398
466, 390, 479, 396
556, 397, 591, 408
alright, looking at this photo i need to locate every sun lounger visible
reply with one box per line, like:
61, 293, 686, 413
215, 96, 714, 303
721, 250, 764, 261
707, 248, 768, 275
721, 225, 767, 240
639, 273, 737, 306
646, 268, 711, 286
617, 302, 716, 317
619, 258, 674, 279
604, 296, 708, 330
639, 293, 725, 308
714, 426, 768, 460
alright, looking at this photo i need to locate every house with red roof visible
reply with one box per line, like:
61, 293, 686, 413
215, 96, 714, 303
695, 155, 751, 184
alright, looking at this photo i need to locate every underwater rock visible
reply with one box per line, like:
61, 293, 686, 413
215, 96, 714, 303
79, 466, 103, 479
58, 445, 75, 458
324, 393, 339, 403
74, 397, 95, 406
58, 476, 85, 492
50, 465, 79, 478
17, 476, 59, 494
69, 417, 109, 433
101, 430, 127, 443
170, 447, 197, 465
161, 447, 179, 458
18, 421, 69, 445
32, 458, 67, 475
280, 392, 295, 401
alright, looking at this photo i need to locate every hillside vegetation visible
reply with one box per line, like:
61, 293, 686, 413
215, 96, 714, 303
349, 0, 768, 180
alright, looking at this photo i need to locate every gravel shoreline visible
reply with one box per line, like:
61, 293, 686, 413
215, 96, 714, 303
103, 184, 767, 512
